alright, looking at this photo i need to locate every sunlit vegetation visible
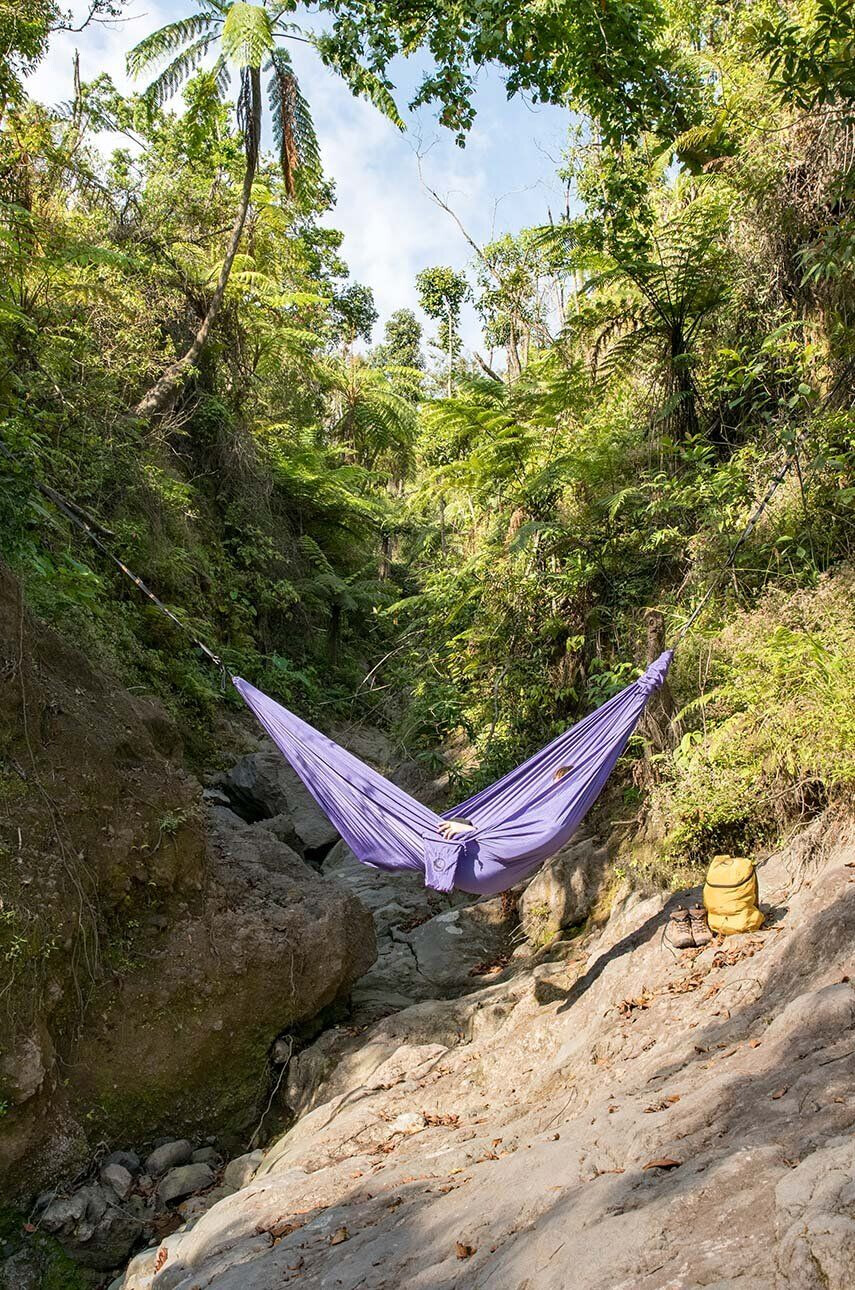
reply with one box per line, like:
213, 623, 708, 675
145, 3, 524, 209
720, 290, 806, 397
1, 0, 853, 862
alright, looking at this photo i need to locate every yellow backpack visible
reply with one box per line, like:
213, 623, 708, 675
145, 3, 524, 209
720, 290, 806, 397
703, 854, 764, 936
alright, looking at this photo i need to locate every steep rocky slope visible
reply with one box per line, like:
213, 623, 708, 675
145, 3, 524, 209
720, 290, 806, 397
0, 563, 375, 1197
118, 812, 855, 1290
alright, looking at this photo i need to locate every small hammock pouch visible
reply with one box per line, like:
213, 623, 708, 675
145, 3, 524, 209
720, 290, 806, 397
703, 854, 764, 935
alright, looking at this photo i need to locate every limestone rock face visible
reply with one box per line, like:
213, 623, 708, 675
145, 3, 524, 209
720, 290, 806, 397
321, 840, 511, 1021
776, 1137, 855, 1288
115, 815, 855, 1290
518, 834, 608, 943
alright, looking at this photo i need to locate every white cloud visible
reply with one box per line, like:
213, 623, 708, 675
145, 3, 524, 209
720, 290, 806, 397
26, 3, 568, 351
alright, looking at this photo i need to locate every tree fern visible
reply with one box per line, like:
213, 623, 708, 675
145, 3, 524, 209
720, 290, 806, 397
221, 2, 274, 67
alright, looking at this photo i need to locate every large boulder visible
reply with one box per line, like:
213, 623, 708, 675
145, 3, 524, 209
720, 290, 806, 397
216, 749, 338, 855
158, 1164, 215, 1206
67, 807, 377, 1148
39, 1183, 151, 1272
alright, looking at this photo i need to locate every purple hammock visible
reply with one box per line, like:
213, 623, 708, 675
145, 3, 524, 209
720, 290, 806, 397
233, 649, 672, 897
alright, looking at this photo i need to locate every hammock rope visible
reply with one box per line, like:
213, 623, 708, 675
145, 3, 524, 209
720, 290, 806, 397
0, 421, 827, 894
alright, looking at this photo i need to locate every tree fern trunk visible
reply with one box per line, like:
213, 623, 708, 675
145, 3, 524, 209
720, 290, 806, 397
133, 67, 262, 420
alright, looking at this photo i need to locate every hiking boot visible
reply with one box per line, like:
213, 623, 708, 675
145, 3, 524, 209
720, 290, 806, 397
665, 906, 694, 950
689, 904, 713, 947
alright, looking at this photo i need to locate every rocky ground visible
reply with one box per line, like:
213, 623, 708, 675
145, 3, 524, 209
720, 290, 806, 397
5, 559, 855, 1289
102, 810, 855, 1290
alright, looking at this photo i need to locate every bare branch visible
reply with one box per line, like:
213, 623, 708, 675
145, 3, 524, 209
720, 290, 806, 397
52, 0, 129, 35
474, 351, 503, 381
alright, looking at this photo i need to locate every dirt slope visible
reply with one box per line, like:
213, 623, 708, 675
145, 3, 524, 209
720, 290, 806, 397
0, 564, 375, 1197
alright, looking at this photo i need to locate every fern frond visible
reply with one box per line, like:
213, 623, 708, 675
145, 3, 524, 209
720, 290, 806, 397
137, 35, 221, 105
127, 15, 215, 78
221, 1, 274, 67
211, 52, 232, 97
268, 48, 321, 200
595, 323, 658, 384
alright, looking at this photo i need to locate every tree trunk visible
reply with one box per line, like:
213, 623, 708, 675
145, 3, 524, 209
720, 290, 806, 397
133, 67, 262, 420
641, 609, 677, 757
506, 317, 522, 383
667, 327, 698, 440
379, 532, 391, 580
327, 603, 342, 664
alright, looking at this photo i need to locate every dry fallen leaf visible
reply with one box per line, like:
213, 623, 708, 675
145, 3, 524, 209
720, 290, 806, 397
330, 1226, 349, 1246
771, 1087, 789, 1099
423, 1111, 460, 1128
644, 1094, 680, 1113
642, 1158, 682, 1171
619, 991, 654, 1016
456, 1241, 477, 1260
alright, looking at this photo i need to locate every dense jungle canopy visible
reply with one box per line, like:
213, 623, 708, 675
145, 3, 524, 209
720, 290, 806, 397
1, 0, 853, 879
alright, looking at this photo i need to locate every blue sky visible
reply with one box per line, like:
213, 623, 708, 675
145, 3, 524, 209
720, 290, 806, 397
27, 2, 571, 351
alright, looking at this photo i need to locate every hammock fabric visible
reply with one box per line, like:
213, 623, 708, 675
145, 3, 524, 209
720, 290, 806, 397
232, 649, 672, 897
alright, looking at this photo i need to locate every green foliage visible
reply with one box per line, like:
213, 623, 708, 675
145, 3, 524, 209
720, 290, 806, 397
752, 0, 855, 110
387, 2, 855, 844
221, 2, 275, 68
416, 266, 470, 390
416, 266, 469, 327
0, 0, 58, 110
0, 73, 406, 742
654, 571, 855, 858
2, 0, 855, 885
371, 308, 424, 373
